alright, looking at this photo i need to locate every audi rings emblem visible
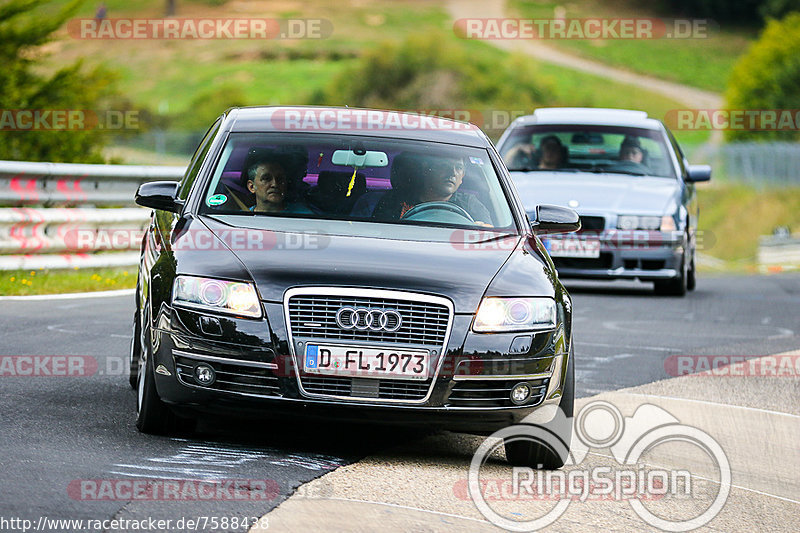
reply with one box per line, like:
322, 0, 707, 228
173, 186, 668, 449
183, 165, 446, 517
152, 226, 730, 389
335, 307, 403, 332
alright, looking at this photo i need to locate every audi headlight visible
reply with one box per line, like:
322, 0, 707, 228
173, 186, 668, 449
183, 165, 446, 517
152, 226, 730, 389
617, 215, 675, 231
473, 297, 556, 332
172, 275, 262, 318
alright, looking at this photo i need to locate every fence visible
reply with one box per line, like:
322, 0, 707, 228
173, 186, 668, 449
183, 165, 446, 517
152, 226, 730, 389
689, 142, 800, 187
0, 160, 184, 271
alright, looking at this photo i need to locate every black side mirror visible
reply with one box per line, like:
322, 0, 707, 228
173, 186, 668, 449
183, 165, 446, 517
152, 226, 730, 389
135, 181, 182, 212
686, 165, 711, 182
532, 204, 581, 235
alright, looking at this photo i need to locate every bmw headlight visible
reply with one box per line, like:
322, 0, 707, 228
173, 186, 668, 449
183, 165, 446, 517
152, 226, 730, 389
617, 215, 675, 231
172, 275, 262, 318
473, 297, 556, 332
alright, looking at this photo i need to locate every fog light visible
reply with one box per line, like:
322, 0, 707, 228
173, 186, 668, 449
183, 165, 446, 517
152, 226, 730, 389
194, 364, 216, 386
510, 382, 531, 405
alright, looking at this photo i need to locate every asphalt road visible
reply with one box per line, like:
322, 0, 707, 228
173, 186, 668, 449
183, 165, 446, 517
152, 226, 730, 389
0, 273, 798, 532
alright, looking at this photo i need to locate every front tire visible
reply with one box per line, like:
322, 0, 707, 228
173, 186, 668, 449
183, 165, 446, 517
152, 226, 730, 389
128, 308, 140, 389
687, 248, 697, 291
504, 348, 575, 469
654, 251, 688, 296
135, 306, 172, 435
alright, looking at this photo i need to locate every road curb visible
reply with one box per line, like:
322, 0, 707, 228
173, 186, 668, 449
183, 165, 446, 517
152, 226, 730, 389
0, 288, 135, 301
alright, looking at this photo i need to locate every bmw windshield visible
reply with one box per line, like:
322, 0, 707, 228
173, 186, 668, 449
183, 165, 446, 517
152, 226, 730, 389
500, 125, 676, 178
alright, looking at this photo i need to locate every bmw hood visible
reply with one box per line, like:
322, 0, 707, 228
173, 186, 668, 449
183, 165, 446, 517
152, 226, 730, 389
510, 171, 680, 215
199, 216, 535, 313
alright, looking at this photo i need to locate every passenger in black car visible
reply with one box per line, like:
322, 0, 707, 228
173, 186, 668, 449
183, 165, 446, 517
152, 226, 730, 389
243, 148, 312, 214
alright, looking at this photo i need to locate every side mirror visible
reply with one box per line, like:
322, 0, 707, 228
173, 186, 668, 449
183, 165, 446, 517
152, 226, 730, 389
532, 204, 581, 235
135, 181, 182, 213
686, 165, 711, 182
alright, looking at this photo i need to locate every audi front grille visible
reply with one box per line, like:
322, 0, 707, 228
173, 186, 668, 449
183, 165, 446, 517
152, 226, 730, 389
284, 287, 454, 403
287, 295, 449, 345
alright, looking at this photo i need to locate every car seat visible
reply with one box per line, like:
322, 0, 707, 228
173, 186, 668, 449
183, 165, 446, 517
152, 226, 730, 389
306, 170, 367, 215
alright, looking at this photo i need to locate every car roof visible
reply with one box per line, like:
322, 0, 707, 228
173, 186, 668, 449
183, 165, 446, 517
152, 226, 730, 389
225, 106, 492, 148
510, 107, 663, 130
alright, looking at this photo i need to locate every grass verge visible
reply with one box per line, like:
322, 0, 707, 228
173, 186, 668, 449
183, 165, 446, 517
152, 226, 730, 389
0, 267, 137, 296
697, 184, 800, 266
509, 0, 756, 93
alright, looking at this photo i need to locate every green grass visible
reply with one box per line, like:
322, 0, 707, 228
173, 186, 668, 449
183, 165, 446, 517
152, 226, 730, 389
697, 185, 800, 264
509, 0, 756, 92
38, 0, 713, 156
0, 267, 136, 296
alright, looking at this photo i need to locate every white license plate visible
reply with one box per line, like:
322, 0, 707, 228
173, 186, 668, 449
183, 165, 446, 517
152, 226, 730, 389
545, 237, 600, 258
304, 344, 429, 380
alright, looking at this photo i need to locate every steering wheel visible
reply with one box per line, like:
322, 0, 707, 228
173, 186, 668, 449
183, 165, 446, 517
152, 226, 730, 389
401, 201, 475, 224
606, 160, 649, 175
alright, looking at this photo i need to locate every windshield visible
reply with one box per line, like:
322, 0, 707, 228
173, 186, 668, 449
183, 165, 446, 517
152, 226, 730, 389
199, 133, 516, 232
500, 125, 676, 178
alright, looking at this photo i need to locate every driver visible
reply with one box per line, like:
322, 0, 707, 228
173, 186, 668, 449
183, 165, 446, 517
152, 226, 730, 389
619, 136, 645, 164
372, 154, 492, 225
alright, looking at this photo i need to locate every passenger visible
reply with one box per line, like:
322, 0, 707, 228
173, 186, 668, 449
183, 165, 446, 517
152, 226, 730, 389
503, 141, 537, 170
243, 149, 312, 214
373, 154, 492, 225
619, 136, 645, 164
504, 135, 566, 170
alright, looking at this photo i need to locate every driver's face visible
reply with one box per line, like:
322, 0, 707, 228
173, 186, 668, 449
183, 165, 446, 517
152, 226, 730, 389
620, 146, 643, 163
423, 158, 465, 200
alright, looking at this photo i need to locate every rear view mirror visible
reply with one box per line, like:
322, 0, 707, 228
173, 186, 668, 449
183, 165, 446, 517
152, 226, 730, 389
532, 204, 581, 235
332, 150, 389, 168
135, 181, 182, 213
686, 165, 711, 182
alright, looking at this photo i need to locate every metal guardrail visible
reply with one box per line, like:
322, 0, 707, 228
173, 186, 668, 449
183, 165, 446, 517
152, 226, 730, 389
0, 208, 150, 255
0, 160, 184, 270
0, 159, 185, 206
757, 235, 800, 273
689, 142, 800, 187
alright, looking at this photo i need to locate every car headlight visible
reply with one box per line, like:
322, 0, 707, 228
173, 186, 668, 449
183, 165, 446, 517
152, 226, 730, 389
473, 297, 556, 332
617, 215, 675, 231
172, 275, 262, 318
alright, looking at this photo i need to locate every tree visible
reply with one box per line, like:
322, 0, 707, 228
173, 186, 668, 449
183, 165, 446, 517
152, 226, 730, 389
725, 12, 800, 141
0, 0, 120, 162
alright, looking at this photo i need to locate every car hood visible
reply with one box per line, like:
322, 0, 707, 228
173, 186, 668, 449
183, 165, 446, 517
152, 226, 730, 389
510, 171, 680, 215
200, 217, 524, 313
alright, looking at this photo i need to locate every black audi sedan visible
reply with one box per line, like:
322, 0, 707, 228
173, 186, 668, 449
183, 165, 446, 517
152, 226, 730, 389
131, 106, 579, 468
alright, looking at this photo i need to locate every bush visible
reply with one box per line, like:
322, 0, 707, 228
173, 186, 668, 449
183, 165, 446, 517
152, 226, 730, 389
725, 12, 800, 141
310, 33, 556, 135
0, 0, 121, 163
168, 84, 249, 132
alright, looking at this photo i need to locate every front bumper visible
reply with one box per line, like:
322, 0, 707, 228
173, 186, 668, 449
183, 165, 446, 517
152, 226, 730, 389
148, 301, 570, 433
547, 229, 684, 281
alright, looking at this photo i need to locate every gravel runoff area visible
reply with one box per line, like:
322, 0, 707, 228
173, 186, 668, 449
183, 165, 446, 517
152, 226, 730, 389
252, 351, 800, 532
